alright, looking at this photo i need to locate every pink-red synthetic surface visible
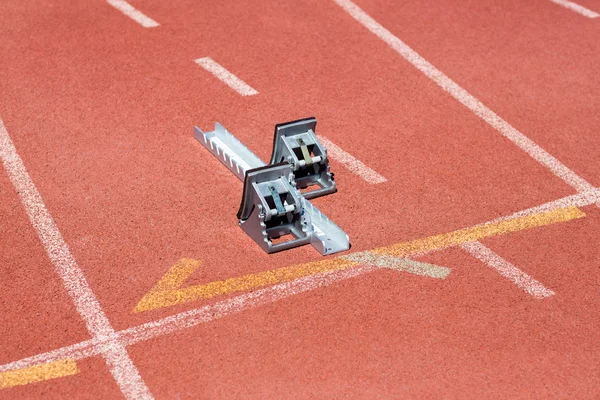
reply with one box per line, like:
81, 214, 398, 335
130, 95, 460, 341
0, 0, 599, 398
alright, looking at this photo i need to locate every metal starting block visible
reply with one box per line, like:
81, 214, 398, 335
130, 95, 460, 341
194, 121, 350, 255
269, 117, 336, 199
237, 163, 311, 253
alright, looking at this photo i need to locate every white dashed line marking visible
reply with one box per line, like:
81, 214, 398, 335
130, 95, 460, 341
318, 135, 387, 184
107, 0, 160, 28
461, 241, 555, 298
195, 57, 259, 96
549, 0, 599, 18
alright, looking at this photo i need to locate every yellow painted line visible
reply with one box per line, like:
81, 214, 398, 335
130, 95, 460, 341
150, 258, 201, 292
134, 206, 585, 313
371, 206, 584, 256
134, 258, 356, 312
0, 359, 78, 389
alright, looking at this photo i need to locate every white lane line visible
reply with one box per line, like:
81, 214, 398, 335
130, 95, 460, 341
107, 0, 159, 28
0, 120, 153, 399
485, 188, 600, 225
332, 0, 598, 200
461, 241, 555, 298
549, 0, 600, 18
194, 57, 259, 97
317, 135, 387, 184
3, 188, 593, 373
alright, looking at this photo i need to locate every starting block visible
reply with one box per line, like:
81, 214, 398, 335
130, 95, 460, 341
269, 117, 336, 199
237, 163, 311, 253
194, 120, 350, 255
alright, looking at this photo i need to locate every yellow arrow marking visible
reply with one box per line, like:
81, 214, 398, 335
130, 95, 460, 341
134, 206, 585, 313
134, 258, 356, 312
0, 359, 78, 389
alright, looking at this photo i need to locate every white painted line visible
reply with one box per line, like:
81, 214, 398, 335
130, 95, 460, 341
332, 0, 598, 202
106, 0, 159, 28
461, 241, 555, 298
344, 252, 450, 278
549, 0, 599, 18
485, 188, 600, 225
194, 57, 259, 97
0, 120, 153, 399
317, 135, 387, 184
0, 338, 101, 373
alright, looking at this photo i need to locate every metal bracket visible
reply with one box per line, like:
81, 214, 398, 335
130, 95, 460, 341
269, 117, 336, 199
194, 122, 350, 255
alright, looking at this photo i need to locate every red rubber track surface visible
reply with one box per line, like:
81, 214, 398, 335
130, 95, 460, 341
1, 0, 599, 398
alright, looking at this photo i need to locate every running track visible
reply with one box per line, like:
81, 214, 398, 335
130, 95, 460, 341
1, 0, 599, 398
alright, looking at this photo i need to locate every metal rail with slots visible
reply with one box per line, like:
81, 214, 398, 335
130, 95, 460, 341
194, 122, 350, 255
